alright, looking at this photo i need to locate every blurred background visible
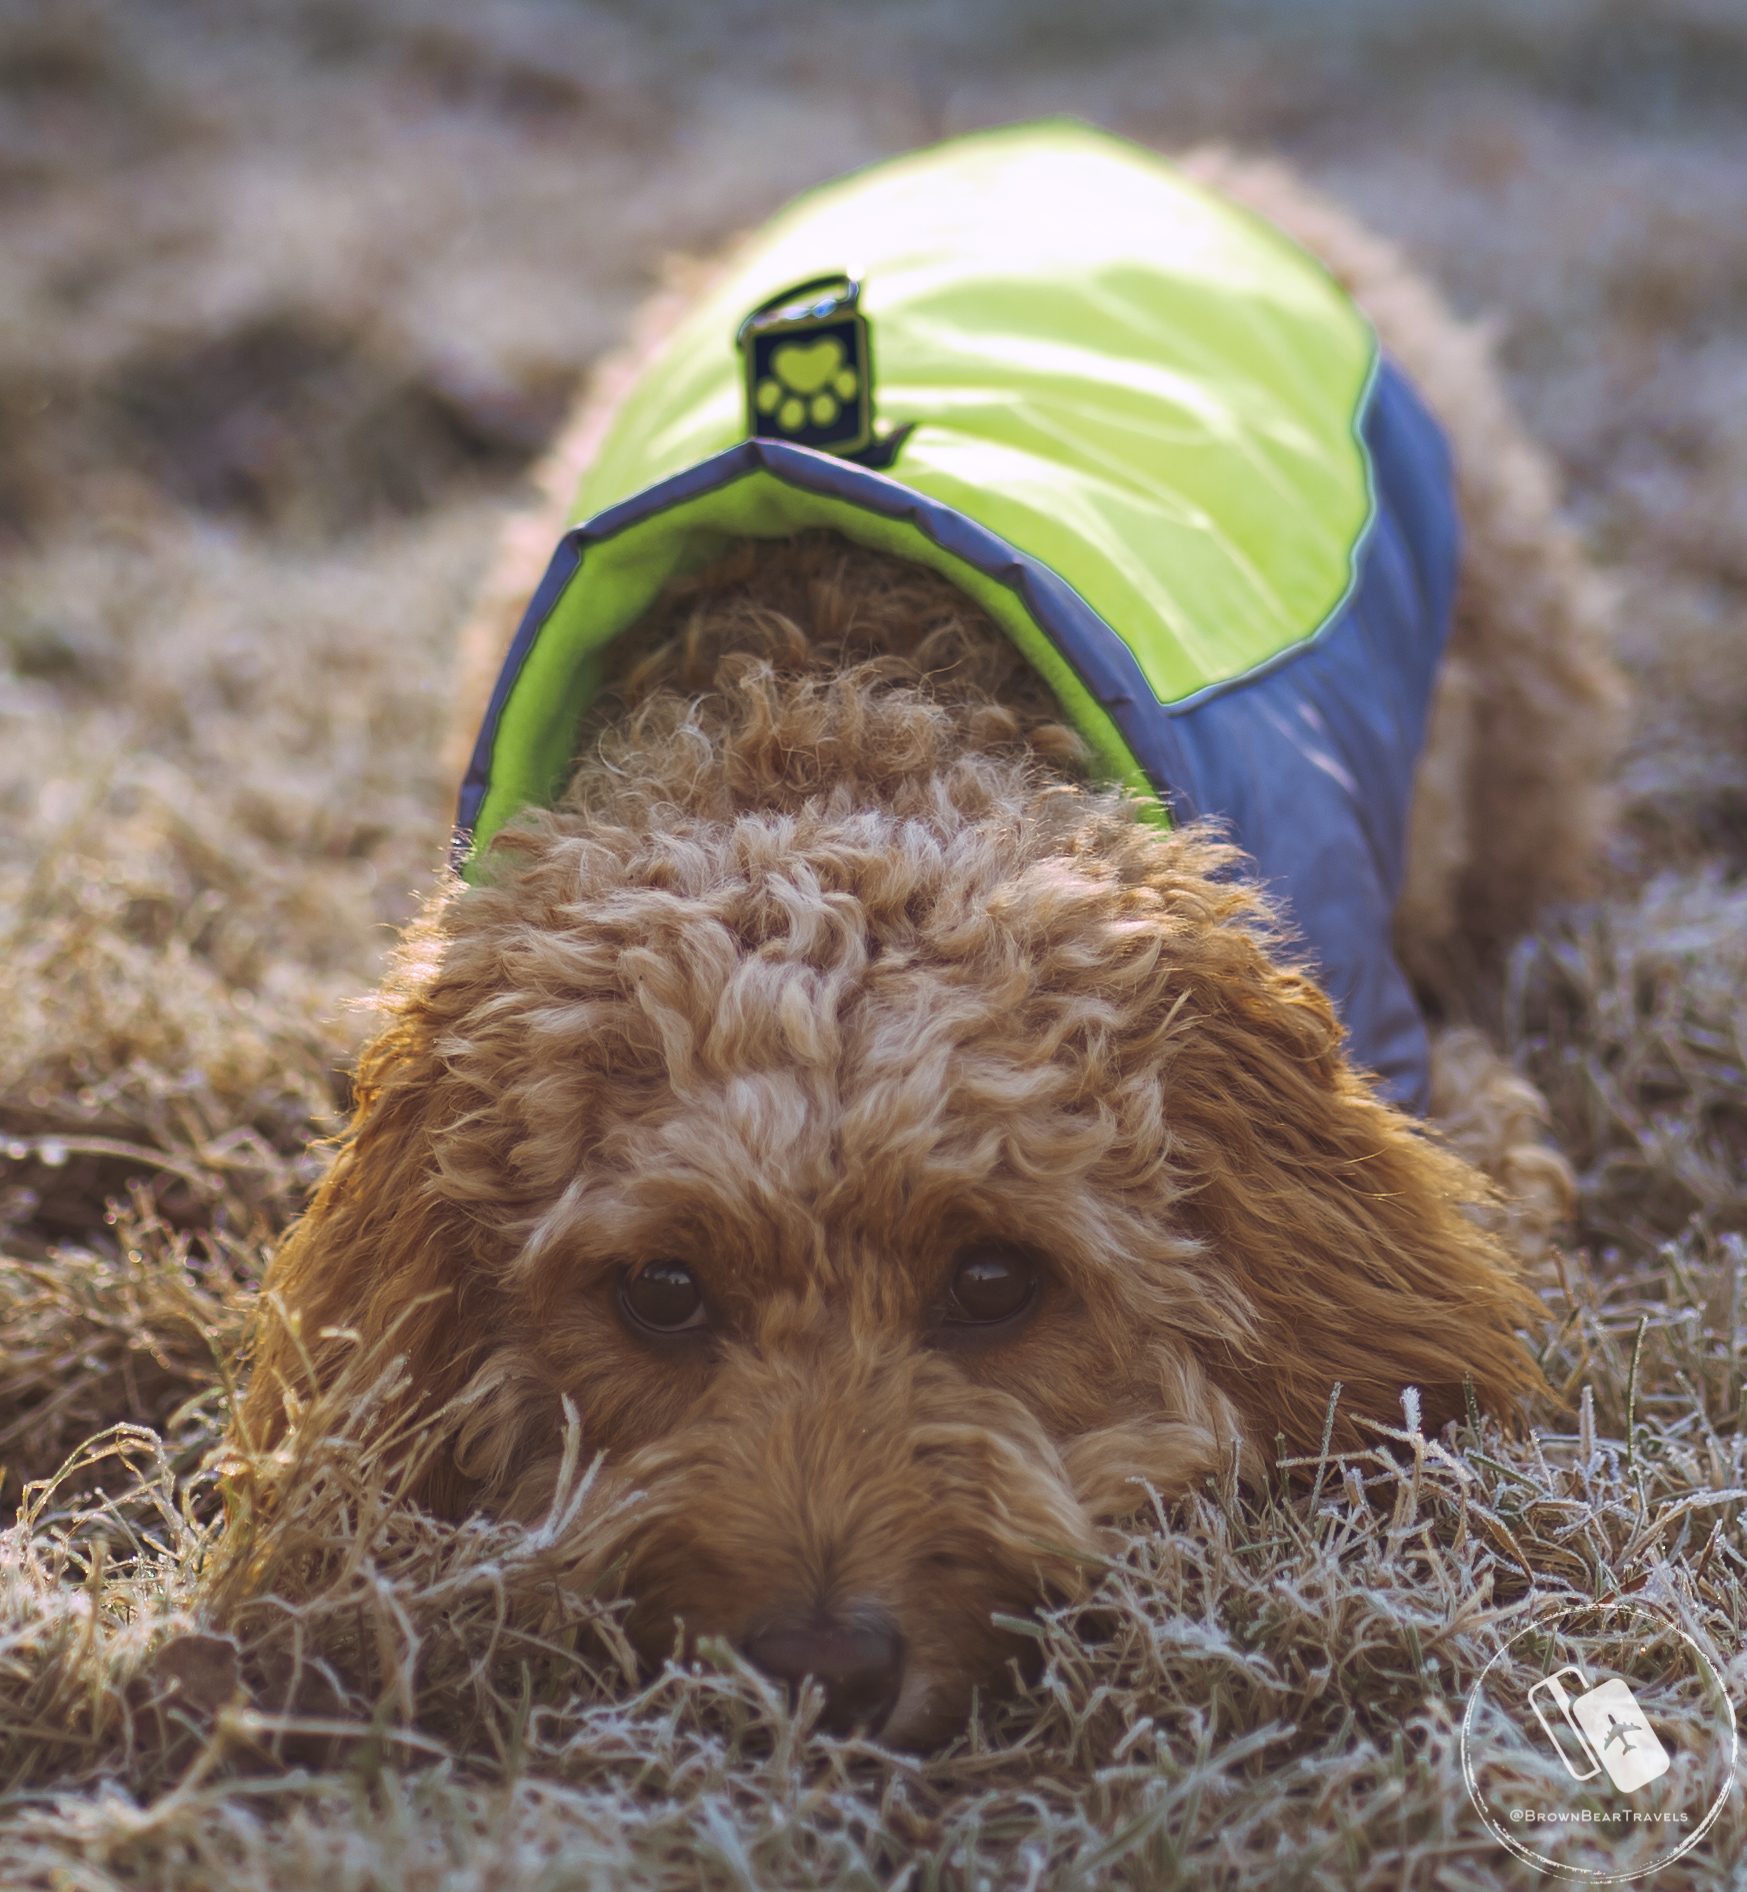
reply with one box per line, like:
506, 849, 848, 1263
1, 0, 1744, 1473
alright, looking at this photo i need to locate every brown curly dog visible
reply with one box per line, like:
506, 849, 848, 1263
234, 148, 1623, 1745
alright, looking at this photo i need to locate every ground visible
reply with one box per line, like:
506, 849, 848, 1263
2, 1, 1745, 1887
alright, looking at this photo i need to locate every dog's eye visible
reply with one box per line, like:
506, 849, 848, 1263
945, 1242, 1039, 1327
619, 1260, 707, 1336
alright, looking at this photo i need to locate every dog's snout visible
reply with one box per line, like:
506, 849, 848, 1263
743, 1609, 904, 1734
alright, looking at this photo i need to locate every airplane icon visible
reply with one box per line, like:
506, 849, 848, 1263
1602, 1712, 1643, 1756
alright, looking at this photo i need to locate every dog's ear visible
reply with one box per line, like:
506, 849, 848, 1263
1145, 915, 1546, 1459
236, 1003, 493, 1518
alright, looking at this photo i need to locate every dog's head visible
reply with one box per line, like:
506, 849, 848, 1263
240, 619, 1543, 1747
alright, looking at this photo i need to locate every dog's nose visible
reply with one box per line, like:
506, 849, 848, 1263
742, 1609, 904, 1734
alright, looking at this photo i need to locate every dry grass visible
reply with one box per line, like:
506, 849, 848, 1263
2, 1, 1745, 1885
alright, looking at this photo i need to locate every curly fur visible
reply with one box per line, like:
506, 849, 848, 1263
237, 152, 1621, 1745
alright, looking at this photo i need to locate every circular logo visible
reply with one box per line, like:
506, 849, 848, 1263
1461, 1598, 1736, 1881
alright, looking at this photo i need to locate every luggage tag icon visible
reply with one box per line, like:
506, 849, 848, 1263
1527, 1666, 1672, 1794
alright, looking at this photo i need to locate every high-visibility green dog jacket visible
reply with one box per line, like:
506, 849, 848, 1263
457, 121, 1460, 1110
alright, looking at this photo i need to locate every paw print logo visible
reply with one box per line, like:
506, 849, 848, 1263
755, 337, 861, 434
738, 278, 876, 456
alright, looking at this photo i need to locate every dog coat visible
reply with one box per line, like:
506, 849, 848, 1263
457, 120, 1460, 1110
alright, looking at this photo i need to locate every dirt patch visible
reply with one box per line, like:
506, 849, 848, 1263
95, 314, 566, 532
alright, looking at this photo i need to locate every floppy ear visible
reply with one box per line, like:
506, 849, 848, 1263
236, 1002, 497, 1518
1150, 923, 1546, 1459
